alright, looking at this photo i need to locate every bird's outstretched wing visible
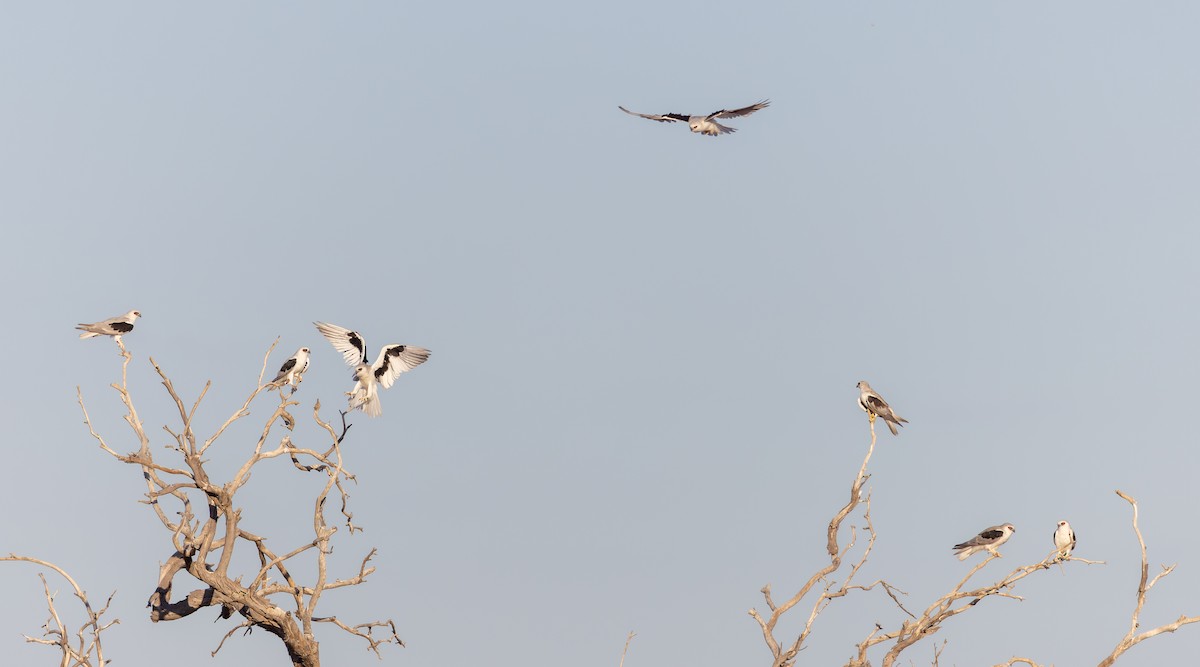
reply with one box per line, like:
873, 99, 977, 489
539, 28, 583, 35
372, 345, 431, 389
618, 106, 690, 123
708, 100, 770, 119
314, 322, 367, 366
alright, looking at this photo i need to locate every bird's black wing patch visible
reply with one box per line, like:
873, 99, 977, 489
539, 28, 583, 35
709, 100, 770, 119
348, 332, 366, 361
978, 528, 1004, 540
278, 358, 297, 373
111, 322, 134, 333
372, 345, 415, 376
618, 106, 687, 123
374, 346, 406, 381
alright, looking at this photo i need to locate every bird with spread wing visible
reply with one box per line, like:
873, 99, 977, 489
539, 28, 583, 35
313, 322, 430, 418
618, 100, 770, 136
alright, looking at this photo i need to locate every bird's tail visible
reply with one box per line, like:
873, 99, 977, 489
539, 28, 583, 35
76, 326, 101, 339
956, 550, 971, 561
713, 121, 737, 135
349, 387, 383, 418
886, 420, 899, 436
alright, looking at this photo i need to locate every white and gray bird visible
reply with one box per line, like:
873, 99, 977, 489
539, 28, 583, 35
270, 347, 310, 390
77, 310, 141, 341
953, 523, 1016, 560
1053, 520, 1075, 560
856, 381, 908, 435
313, 322, 430, 418
618, 100, 770, 136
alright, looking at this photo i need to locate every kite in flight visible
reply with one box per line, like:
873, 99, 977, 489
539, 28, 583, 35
952, 524, 1016, 560
313, 321, 430, 418
77, 310, 141, 342
1053, 520, 1075, 560
856, 381, 908, 435
270, 347, 310, 390
618, 100, 770, 136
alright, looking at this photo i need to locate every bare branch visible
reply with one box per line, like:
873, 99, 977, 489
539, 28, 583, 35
618, 631, 637, 667
2, 555, 118, 667
1095, 491, 1200, 666
749, 417, 880, 667
76, 342, 403, 666
310, 616, 403, 657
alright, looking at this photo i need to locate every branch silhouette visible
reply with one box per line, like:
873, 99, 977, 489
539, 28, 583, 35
76, 341, 402, 667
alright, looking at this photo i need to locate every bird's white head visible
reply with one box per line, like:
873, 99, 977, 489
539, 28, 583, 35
856, 381, 869, 390
128, 310, 142, 320
1004, 524, 1016, 533
1057, 520, 1070, 528
300, 347, 310, 354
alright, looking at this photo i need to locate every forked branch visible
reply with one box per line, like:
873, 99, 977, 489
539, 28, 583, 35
76, 343, 403, 666
1095, 491, 1200, 666
1, 555, 118, 667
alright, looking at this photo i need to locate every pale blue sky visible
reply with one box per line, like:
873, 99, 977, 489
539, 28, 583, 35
3, 2, 1200, 666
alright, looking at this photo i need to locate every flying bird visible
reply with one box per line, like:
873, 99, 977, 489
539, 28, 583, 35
313, 321, 430, 418
856, 381, 908, 435
953, 523, 1016, 560
270, 347, 310, 390
77, 310, 141, 341
1053, 520, 1075, 560
618, 100, 770, 136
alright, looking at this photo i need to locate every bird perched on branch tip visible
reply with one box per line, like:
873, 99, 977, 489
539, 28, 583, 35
953, 524, 1016, 560
270, 347, 310, 390
856, 380, 908, 435
77, 310, 141, 342
1053, 520, 1075, 560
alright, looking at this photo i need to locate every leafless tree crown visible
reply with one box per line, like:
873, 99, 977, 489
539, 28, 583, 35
67, 338, 402, 667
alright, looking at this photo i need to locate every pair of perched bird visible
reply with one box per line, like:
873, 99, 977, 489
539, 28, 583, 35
952, 521, 1076, 562
76, 310, 429, 418
265, 323, 431, 417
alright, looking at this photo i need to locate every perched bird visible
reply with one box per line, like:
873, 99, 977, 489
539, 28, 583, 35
953, 524, 1016, 560
313, 322, 430, 418
856, 381, 908, 435
270, 347, 310, 390
1053, 520, 1076, 560
77, 310, 141, 341
618, 100, 770, 136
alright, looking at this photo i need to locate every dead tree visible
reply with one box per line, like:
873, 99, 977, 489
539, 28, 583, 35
1094, 491, 1200, 666
0, 556, 117, 666
750, 418, 1195, 666
75, 338, 401, 667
